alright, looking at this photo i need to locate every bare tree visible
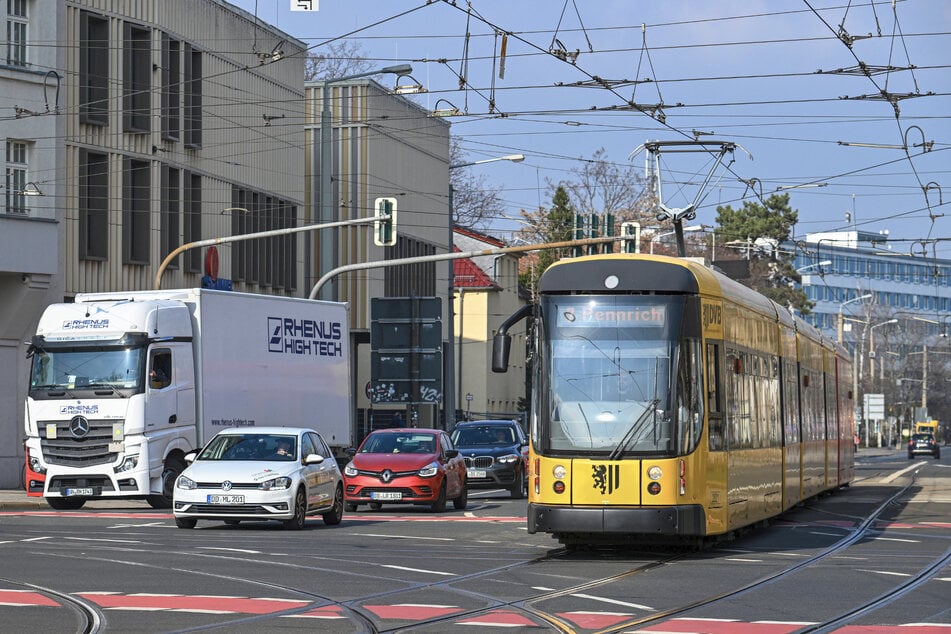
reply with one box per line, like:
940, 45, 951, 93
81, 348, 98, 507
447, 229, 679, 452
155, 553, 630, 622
305, 40, 373, 81
557, 148, 654, 225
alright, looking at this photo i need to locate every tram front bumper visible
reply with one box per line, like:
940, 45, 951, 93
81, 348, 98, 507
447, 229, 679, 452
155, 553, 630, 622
528, 502, 706, 536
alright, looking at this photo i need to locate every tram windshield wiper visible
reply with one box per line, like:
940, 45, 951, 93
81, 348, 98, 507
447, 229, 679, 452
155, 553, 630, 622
608, 398, 660, 461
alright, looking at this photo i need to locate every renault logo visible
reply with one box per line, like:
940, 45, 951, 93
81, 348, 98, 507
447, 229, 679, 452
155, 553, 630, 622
68, 416, 90, 439
380, 469, 393, 483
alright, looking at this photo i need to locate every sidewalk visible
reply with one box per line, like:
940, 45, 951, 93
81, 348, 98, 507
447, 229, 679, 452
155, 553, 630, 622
0, 446, 904, 512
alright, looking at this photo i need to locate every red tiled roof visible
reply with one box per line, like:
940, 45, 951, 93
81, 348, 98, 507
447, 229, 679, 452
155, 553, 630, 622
453, 250, 497, 289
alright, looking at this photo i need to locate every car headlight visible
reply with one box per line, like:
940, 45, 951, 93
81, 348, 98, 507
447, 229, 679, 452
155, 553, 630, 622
496, 453, 520, 464
344, 463, 358, 477
418, 463, 439, 478
259, 476, 292, 491
176, 474, 197, 490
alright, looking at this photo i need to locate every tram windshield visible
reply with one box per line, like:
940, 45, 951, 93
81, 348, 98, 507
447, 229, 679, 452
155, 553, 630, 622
538, 295, 702, 457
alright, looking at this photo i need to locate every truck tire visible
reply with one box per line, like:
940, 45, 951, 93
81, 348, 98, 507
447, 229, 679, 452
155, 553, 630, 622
147, 457, 186, 509
46, 497, 86, 510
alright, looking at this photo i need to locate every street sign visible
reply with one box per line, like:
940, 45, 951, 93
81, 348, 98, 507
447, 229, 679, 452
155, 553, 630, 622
864, 393, 885, 420
370, 297, 443, 404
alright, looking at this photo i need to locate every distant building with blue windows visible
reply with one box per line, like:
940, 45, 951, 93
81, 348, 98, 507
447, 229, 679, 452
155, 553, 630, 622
793, 231, 951, 345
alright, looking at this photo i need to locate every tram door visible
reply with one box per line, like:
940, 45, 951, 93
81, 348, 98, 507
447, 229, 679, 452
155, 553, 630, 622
704, 340, 727, 534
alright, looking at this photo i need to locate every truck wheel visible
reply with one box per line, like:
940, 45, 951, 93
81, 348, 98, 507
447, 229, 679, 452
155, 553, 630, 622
452, 481, 468, 510
46, 497, 86, 510
175, 517, 197, 529
322, 485, 344, 526
282, 488, 307, 530
147, 458, 187, 509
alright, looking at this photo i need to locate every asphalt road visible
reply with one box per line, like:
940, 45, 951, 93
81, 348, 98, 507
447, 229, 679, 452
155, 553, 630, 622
0, 448, 947, 633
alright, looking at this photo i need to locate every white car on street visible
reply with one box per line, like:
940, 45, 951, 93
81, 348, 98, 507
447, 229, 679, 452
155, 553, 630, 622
173, 427, 344, 530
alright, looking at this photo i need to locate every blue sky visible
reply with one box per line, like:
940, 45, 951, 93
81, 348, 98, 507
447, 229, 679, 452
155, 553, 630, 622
229, 0, 951, 257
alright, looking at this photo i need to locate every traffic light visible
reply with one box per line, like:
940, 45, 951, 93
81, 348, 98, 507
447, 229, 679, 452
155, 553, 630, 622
374, 197, 397, 246
621, 221, 641, 253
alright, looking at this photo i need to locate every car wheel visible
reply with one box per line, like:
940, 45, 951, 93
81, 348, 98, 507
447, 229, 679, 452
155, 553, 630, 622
509, 469, 527, 499
453, 480, 468, 510
431, 481, 447, 513
282, 488, 307, 530
46, 497, 86, 511
344, 502, 357, 512
369, 501, 383, 511
322, 484, 344, 526
175, 517, 197, 529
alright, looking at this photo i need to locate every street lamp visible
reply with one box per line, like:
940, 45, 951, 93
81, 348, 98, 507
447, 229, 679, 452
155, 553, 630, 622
838, 293, 872, 344
796, 260, 831, 274
650, 225, 702, 254
447, 153, 525, 429
317, 63, 412, 301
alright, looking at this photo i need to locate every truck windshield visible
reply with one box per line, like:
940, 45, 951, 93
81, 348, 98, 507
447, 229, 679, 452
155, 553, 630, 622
29, 346, 147, 394
537, 295, 702, 457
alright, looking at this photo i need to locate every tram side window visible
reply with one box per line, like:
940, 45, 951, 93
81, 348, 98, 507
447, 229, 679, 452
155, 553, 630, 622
706, 342, 725, 451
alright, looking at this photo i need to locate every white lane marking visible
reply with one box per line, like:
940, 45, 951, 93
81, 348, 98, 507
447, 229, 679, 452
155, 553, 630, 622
855, 569, 912, 577
352, 533, 453, 541
531, 587, 652, 611
197, 547, 262, 554
808, 531, 844, 537
380, 565, 455, 576
880, 461, 926, 484
725, 558, 761, 562
109, 522, 166, 528
63, 537, 142, 544
870, 536, 919, 543
20, 537, 52, 542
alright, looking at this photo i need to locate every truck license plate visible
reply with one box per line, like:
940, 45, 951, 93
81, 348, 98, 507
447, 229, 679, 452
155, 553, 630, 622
467, 470, 486, 478
64, 487, 93, 496
207, 494, 244, 504
371, 491, 402, 500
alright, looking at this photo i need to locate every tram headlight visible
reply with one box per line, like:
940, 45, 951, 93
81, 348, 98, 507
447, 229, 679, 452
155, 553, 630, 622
552, 464, 567, 479
647, 466, 663, 481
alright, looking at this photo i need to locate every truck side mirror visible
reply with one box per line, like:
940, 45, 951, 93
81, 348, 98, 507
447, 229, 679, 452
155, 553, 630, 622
492, 333, 511, 373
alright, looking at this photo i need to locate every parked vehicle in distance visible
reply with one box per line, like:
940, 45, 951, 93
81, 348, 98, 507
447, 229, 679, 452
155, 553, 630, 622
450, 420, 529, 498
173, 427, 344, 530
908, 433, 940, 459
343, 429, 467, 512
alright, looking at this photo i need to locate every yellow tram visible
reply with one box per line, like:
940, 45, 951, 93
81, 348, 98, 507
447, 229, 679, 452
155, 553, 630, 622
492, 254, 854, 545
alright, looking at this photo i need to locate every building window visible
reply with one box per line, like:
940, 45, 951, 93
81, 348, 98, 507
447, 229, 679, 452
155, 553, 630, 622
4, 139, 27, 213
161, 34, 180, 141
79, 11, 109, 126
183, 43, 202, 148
123, 23, 151, 133
160, 165, 180, 268
183, 171, 201, 273
79, 149, 108, 260
122, 158, 150, 265
6, 0, 27, 66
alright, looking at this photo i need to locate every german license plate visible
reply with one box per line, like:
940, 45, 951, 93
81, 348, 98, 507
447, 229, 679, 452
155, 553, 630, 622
64, 487, 93, 496
370, 491, 402, 500
207, 494, 244, 504
467, 470, 486, 478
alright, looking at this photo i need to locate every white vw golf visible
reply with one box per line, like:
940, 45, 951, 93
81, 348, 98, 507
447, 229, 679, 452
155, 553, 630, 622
173, 427, 344, 530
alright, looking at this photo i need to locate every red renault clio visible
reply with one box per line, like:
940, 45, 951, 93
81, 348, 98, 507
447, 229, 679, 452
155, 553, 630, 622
343, 428, 467, 512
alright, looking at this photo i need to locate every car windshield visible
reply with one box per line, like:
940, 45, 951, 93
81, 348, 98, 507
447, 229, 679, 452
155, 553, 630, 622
452, 426, 515, 447
360, 432, 436, 454
198, 434, 298, 461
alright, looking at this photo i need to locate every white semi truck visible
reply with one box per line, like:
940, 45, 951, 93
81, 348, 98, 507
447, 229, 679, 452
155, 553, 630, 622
23, 289, 352, 510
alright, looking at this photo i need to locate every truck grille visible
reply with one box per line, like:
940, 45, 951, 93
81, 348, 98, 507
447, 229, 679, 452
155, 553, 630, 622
39, 419, 118, 467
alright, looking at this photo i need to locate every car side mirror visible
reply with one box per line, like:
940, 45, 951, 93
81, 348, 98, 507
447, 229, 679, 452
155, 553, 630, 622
184, 451, 197, 464
445, 449, 459, 459
345, 447, 357, 456
303, 453, 324, 465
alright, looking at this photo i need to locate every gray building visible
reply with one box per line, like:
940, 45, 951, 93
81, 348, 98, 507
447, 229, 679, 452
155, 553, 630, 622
0, 0, 307, 487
